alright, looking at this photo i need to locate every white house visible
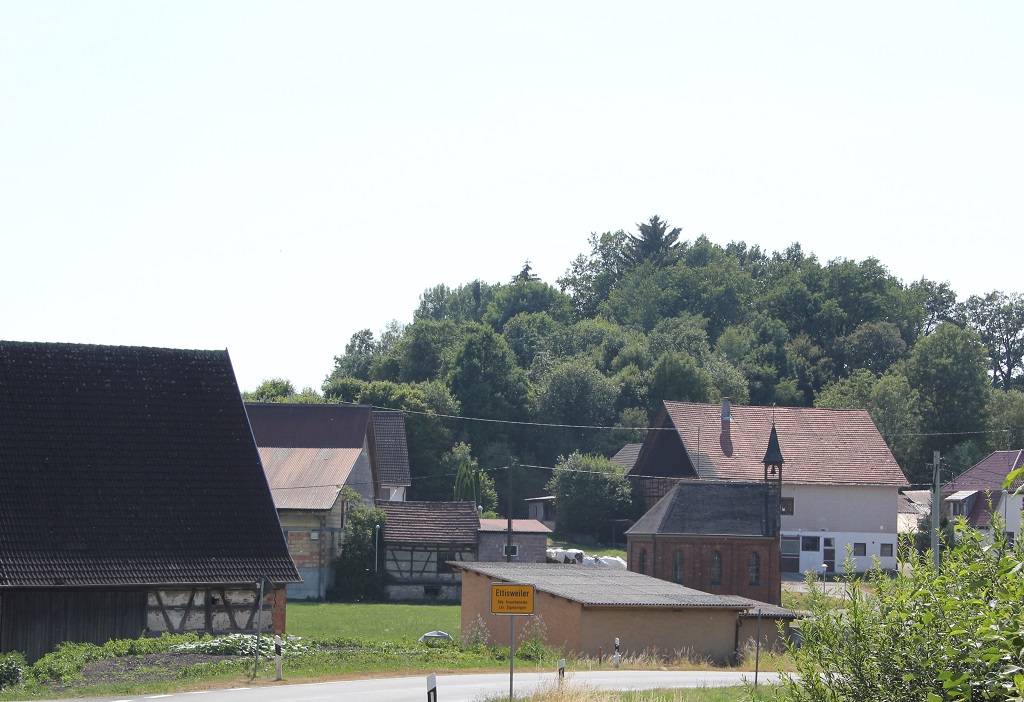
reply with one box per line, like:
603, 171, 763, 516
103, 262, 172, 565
627, 399, 909, 574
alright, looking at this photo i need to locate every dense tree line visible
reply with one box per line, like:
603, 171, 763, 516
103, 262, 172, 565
246, 217, 1024, 512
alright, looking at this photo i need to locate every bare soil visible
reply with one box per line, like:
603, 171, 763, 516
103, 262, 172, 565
75, 652, 238, 687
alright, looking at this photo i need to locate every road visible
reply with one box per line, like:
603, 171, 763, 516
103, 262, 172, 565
28, 669, 778, 702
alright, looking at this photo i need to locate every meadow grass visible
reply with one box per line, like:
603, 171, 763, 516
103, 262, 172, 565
287, 601, 461, 641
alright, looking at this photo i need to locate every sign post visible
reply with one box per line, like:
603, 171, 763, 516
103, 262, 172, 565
490, 583, 536, 701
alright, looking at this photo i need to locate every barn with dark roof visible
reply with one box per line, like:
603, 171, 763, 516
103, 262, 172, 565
0, 341, 299, 661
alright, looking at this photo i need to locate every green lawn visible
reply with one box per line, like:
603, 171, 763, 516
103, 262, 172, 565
287, 601, 462, 641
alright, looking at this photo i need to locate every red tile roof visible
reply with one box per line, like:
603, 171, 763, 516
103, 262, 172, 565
634, 401, 907, 486
377, 501, 480, 545
479, 519, 552, 534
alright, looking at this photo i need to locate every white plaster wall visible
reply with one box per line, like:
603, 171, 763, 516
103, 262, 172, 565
787, 530, 899, 574
782, 484, 898, 533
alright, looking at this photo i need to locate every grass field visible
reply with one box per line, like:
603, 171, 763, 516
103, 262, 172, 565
287, 601, 462, 641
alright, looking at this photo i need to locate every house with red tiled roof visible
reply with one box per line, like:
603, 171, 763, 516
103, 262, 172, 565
478, 518, 551, 562
246, 402, 385, 600
627, 399, 908, 575
377, 501, 480, 600
942, 450, 1024, 541
0, 342, 299, 662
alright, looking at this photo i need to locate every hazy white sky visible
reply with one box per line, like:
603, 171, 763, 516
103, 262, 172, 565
2, 2, 1021, 393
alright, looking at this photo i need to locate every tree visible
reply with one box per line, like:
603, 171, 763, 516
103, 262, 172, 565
393, 318, 461, 383
328, 329, 378, 382
816, 369, 923, 481
624, 215, 681, 268
906, 322, 991, 460
534, 359, 620, 460
446, 442, 498, 515
962, 290, 1024, 391
329, 490, 388, 602
835, 321, 908, 375
244, 378, 324, 404
445, 324, 531, 452
482, 278, 574, 332
647, 351, 714, 415
777, 524, 1024, 701
558, 230, 630, 317
545, 453, 633, 541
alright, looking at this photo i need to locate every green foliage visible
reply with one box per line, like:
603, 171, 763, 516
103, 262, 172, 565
0, 652, 25, 689
244, 378, 322, 403
907, 322, 991, 458
775, 522, 1024, 702
648, 351, 715, 413
546, 453, 633, 540
447, 442, 498, 513
329, 493, 388, 602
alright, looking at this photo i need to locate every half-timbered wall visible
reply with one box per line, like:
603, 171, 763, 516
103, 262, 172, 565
383, 543, 475, 600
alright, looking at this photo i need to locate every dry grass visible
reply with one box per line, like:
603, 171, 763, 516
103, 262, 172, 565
478, 680, 759, 701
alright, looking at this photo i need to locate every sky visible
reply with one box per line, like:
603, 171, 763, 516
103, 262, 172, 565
2, 3, 1022, 393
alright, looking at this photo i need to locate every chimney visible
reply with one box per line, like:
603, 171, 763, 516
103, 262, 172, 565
720, 398, 733, 456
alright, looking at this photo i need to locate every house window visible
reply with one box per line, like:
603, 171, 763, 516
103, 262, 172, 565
801, 536, 820, 552
853, 543, 866, 557
673, 551, 684, 584
503, 544, 519, 558
638, 548, 648, 575
711, 551, 722, 585
781, 497, 794, 515
880, 543, 894, 558
424, 586, 441, 598
748, 552, 760, 585
437, 551, 455, 573
1006, 532, 1015, 546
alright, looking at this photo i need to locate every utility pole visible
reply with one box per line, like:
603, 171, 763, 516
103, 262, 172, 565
931, 451, 941, 571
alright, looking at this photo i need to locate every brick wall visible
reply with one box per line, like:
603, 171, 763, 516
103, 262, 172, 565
627, 534, 781, 605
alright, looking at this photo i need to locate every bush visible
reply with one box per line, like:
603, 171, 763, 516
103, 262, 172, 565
775, 520, 1024, 701
0, 651, 26, 689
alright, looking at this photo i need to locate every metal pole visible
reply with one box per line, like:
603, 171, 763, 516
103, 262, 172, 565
375, 524, 380, 573
507, 458, 514, 563
932, 451, 941, 571
509, 616, 515, 702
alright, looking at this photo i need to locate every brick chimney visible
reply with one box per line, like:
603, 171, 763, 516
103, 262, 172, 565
720, 398, 733, 456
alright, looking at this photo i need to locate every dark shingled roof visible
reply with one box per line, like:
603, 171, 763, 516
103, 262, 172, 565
372, 411, 412, 487
611, 443, 642, 470
626, 480, 780, 537
632, 401, 907, 487
0, 341, 300, 587
453, 562, 755, 609
944, 450, 1024, 493
377, 501, 479, 545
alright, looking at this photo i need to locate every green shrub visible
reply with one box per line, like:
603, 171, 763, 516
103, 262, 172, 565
775, 520, 1024, 701
0, 651, 26, 689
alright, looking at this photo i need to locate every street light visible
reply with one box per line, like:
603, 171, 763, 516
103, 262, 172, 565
374, 524, 381, 573
821, 563, 828, 591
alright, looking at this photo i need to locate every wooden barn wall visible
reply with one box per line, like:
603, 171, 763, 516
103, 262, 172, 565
1, 589, 146, 663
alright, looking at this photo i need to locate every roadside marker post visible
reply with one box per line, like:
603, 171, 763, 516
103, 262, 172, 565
274, 635, 283, 681
558, 658, 565, 684
613, 637, 620, 668
426, 672, 437, 702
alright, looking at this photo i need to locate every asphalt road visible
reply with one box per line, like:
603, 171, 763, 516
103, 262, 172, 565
28, 669, 778, 702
